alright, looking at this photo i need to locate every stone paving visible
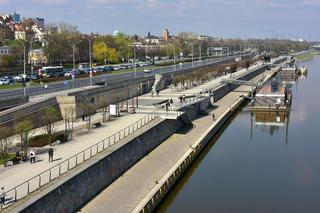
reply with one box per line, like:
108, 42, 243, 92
80, 66, 270, 213
0, 61, 267, 209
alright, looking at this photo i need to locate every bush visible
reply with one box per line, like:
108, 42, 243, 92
29, 132, 69, 147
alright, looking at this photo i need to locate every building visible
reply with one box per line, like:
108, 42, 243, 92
197, 35, 211, 41
163, 29, 170, 42
28, 48, 47, 66
0, 24, 14, 42
33, 17, 45, 28
12, 12, 21, 23
0, 46, 13, 55
145, 32, 161, 44
313, 45, 320, 51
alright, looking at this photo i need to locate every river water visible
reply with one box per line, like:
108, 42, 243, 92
157, 56, 320, 213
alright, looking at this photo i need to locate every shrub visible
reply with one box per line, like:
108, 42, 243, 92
29, 132, 69, 147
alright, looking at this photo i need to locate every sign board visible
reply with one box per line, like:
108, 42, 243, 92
110, 104, 117, 116
213, 47, 223, 51
235, 57, 242, 62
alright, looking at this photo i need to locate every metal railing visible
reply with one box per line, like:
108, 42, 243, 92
2, 110, 159, 209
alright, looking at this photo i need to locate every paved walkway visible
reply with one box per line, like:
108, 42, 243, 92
80, 68, 267, 213
0, 61, 267, 208
0, 112, 147, 195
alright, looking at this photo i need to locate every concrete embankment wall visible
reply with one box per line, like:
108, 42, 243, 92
10, 98, 209, 213
0, 96, 29, 111
11, 118, 183, 213
211, 65, 267, 103
0, 76, 154, 137
135, 94, 248, 213
156, 55, 254, 91
0, 98, 62, 137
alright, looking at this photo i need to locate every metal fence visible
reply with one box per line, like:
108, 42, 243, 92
2, 110, 159, 209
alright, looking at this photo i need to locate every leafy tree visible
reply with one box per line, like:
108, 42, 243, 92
42, 107, 60, 145
93, 42, 108, 64
15, 119, 33, 156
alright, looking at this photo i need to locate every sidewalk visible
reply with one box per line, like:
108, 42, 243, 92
80, 68, 266, 213
0, 112, 147, 191
0, 61, 266, 208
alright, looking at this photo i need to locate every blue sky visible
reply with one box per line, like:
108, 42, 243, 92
1, 0, 319, 40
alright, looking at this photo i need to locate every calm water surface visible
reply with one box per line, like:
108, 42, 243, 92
157, 56, 320, 213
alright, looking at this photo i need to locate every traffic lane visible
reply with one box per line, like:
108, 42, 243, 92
0, 55, 246, 98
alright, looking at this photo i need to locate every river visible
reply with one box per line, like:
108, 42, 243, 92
156, 56, 320, 213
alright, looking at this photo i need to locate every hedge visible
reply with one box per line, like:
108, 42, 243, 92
29, 132, 69, 147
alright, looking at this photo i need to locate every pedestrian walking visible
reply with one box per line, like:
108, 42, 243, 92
151, 90, 154, 97
182, 94, 186, 102
156, 90, 160, 96
179, 95, 183, 103
170, 98, 173, 104
48, 147, 54, 163
0, 187, 6, 208
212, 113, 215, 121
30, 150, 36, 164
165, 102, 169, 112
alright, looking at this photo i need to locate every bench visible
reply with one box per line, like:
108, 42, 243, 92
93, 122, 102, 128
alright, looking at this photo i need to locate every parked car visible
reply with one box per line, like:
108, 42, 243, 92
0, 79, 10, 85
103, 66, 114, 71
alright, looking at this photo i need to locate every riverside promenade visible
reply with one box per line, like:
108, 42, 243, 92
0, 61, 273, 211
80, 65, 276, 212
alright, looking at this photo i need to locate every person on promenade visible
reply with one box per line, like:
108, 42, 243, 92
212, 113, 216, 121
48, 147, 54, 163
156, 90, 160, 96
0, 187, 6, 208
30, 150, 36, 164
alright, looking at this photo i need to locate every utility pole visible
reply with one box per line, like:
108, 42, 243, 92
17, 40, 26, 96
82, 35, 98, 86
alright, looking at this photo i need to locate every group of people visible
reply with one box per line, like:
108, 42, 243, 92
179, 94, 187, 103
165, 98, 174, 111
151, 90, 160, 97
29, 147, 54, 164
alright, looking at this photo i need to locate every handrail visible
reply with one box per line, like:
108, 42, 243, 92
2, 110, 159, 209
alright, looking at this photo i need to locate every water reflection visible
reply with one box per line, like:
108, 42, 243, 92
157, 56, 320, 213
250, 111, 290, 144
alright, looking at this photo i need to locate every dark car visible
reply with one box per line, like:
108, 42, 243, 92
103, 66, 114, 71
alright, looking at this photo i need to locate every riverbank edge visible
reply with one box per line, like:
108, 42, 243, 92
133, 67, 280, 213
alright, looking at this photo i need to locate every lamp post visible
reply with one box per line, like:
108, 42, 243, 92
82, 35, 98, 86
129, 44, 138, 77
17, 39, 26, 96
173, 45, 176, 71
191, 43, 194, 68
69, 40, 81, 70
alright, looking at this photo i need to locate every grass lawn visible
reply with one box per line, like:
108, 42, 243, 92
0, 154, 15, 165
0, 82, 40, 90
295, 51, 317, 61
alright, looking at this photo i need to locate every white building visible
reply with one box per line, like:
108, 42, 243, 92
0, 46, 13, 55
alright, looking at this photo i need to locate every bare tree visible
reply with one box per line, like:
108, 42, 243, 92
42, 107, 60, 145
81, 105, 96, 130
63, 107, 77, 138
15, 119, 33, 156
0, 127, 12, 159
96, 97, 109, 123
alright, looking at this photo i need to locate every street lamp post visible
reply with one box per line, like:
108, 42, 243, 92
173, 46, 176, 71
82, 35, 98, 86
69, 40, 81, 70
18, 39, 26, 96
191, 44, 194, 68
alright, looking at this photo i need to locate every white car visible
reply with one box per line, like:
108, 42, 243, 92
0, 79, 10, 85
144, 68, 152, 73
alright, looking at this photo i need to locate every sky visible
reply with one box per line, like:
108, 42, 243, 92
0, 0, 319, 40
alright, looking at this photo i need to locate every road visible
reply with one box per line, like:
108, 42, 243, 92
0, 54, 250, 100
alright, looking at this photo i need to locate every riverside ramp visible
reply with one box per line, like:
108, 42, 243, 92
80, 65, 279, 213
